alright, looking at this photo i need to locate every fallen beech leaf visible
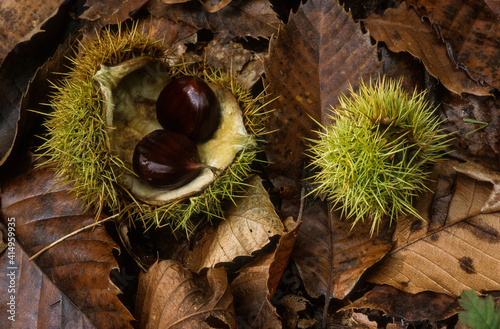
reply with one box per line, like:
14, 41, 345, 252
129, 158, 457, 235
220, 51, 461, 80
279, 295, 317, 329
199, 0, 232, 13
0, 3, 75, 166
409, 0, 500, 90
268, 218, 301, 296
292, 200, 393, 300
263, 0, 381, 184
440, 92, 500, 172
453, 161, 500, 213
230, 219, 300, 328
160, 0, 231, 13
205, 40, 265, 88
136, 15, 197, 44
147, 0, 279, 39
341, 285, 461, 322
364, 2, 491, 96
0, 0, 65, 61
231, 254, 282, 329
350, 312, 378, 329
80, 0, 149, 26
0, 231, 96, 328
367, 161, 500, 296
486, 1, 500, 15
135, 260, 236, 328
0, 167, 135, 329
185, 175, 285, 272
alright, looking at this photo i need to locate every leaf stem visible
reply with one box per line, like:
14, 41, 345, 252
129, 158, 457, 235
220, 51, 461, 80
29, 213, 119, 261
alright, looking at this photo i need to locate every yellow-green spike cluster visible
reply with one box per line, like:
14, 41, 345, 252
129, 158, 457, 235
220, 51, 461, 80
37, 24, 268, 234
307, 77, 450, 234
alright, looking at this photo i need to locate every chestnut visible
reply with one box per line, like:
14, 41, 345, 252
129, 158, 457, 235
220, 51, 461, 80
133, 130, 206, 188
156, 76, 221, 142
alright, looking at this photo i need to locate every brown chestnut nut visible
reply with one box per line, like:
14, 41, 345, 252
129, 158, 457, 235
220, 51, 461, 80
133, 130, 206, 188
156, 76, 220, 142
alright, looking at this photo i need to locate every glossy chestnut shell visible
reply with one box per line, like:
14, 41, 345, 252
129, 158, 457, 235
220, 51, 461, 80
156, 76, 221, 142
133, 130, 203, 188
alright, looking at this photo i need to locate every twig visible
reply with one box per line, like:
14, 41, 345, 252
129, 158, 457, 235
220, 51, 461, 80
29, 213, 119, 261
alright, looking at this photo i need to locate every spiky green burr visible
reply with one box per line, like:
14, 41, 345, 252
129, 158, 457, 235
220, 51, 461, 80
307, 77, 449, 234
36, 24, 268, 234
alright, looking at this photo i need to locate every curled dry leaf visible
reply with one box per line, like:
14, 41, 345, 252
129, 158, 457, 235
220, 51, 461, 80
160, 0, 231, 13
0, 231, 96, 328
231, 254, 282, 329
264, 0, 381, 184
268, 217, 301, 296
350, 312, 378, 329
453, 162, 500, 213
0, 167, 134, 328
0, 0, 65, 61
230, 219, 300, 329
367, 161, 500, 297
279, 295, 317, 329
205, 40, 266, 88
0, 2, 74, 167
184, 175, 284, 272
409, 0, 500, 90
135, 260, 236, 328
341, 285, 461, 323
80, 0, 149, 26
199, 0, 232, 13
364, 2, 491, 96
147, 0, 280, 40
292, 200, 393, 300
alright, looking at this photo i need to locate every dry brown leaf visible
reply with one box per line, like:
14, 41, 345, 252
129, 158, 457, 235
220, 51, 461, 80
205, 40, 266, 88
0, 0, 65, 61
292, 200, 393, 301
147, 0, 279, 39
0, 167, 135, 329
409, 0, 500, 90
185, 175, 284, 272
199, 0, 232, 13
230, 219, 300, 328
486, 0, 500, 15
160, 0, 231, 13
0, 3, 74, 167
231, 254, 282, 329
135, 260, 236, 328
279, 295, 317, 329
161, 0, 190, 3
263, 0, 381, 184
440, 92, 500, 172
350, 312, 378, 329
364, 2, 491, 96
0, 230, 96, 328
268, 218, 301, 296
80, 0, 149, 26
453, 162, 500, 213
137, 15, 197, 44
367, 160, 500, 297
341, 285, 461, 323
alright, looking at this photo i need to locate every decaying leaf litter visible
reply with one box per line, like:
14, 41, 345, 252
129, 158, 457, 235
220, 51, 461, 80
0, 0, 499, 328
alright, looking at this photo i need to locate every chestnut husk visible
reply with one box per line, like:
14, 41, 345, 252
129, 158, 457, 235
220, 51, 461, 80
95, 56, 253, 206
37, 25, 264, 233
